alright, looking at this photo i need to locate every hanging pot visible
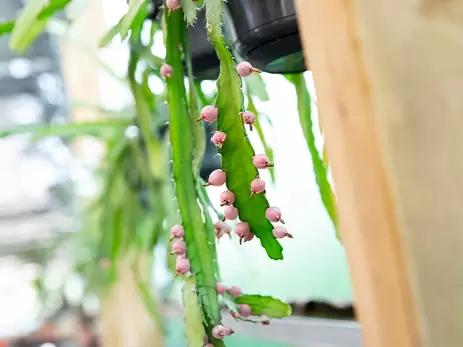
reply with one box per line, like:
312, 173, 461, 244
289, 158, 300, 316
223, 0, 306, 74
187, 10, 220, 81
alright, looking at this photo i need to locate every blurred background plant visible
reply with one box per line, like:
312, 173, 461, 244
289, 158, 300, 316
0, 1, 355, 347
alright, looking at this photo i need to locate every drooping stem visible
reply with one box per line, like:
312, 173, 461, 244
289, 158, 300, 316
164, 8, 224, 346
204, 0, 283, 260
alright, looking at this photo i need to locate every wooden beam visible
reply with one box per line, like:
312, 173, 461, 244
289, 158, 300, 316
293, 0, 463, 346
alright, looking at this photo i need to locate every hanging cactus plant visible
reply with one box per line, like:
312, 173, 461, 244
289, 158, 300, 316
0, 0, 340, 346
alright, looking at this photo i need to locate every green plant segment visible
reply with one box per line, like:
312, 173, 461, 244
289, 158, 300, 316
287, 74, 340, 239
164, 8, 224, 346
204, 0, 283, 260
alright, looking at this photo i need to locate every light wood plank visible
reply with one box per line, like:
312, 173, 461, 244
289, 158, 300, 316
293, 1, 422, 346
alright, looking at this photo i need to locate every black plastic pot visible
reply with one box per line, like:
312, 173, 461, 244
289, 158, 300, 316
223, 0, 306, 74
187, 10, 220, 81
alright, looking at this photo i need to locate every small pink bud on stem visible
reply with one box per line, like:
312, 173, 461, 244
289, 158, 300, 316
160, 63, 172, 78
260, 315, 271, 325
170, 239, 186, 255
198, 105, 218, 123
240, 111, 255, 131
175, 257, 190, 275
272, 225, 293, 239
216, 282, 228, 295
236, 61, 261, 77
212, 325, 234, 339
250, 178, 265, 198
265, 206, 285, 224
169, 224, 184, 241
166, 0, 180, 15
222, 205, 238, 221
238, 304, 252, 318
214, 221, 231, 241
211, 131, 227, 148
204, 169, 226, 187
235, 222, 251, 245
252, 154, 274, 169
228, 285, 242, 297
219, 190, 235, 206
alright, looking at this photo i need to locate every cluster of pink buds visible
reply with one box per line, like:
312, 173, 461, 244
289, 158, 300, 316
214, 221, 231, 242
169, 224, 192, 275
265, 207, 292, 239
166, 0, 180, 14
236, 61, 261, 77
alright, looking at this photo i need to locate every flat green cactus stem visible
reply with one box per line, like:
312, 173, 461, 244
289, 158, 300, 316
164, 8, 225, 347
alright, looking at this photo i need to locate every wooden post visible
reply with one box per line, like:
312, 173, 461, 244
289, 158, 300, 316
294, 1, 463, 346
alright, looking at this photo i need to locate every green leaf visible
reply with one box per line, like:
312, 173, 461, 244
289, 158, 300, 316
0, 120, 129, 140
205, 0, 283, 260
99, 21, 122, 48
121, 0, 146, 39
0, 0, 71, 38
182, 276, 207, 347
286, 74, 340, 239
222, 294, 272, 324
10, 0, 48, 51
0, 21, 14, 35
180, 0, 198, 24
235, 295, 292, 319
165, 8, 224, 346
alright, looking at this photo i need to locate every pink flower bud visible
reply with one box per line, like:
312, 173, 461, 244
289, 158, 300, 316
175, 257, 190, 275
235, 221, 250, 244
238, 304, 252, 318
211, 131, 226, 148
228, 285, 242, 297
212, 325, 226, 339
260, 315, 271, 325
160, 63, 172, 78
222, 326, 234, 336
265, 206, 285, 224
252, 154, 274, 169
171, 239, 186, 255
240, 111, 255, 131
216, 283, 228, 295
169, 224, 184, 241
272, 225, 293, 239
243, 232, 255, 242
204, 169, 226, 187
166, 0, 180, 12
198, 105, 218, 123
250, 178, 265, 198
222, 205, 238, 221
236, 61, 261, 77
214, 221, 231, 241
220, 190, 235, 206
